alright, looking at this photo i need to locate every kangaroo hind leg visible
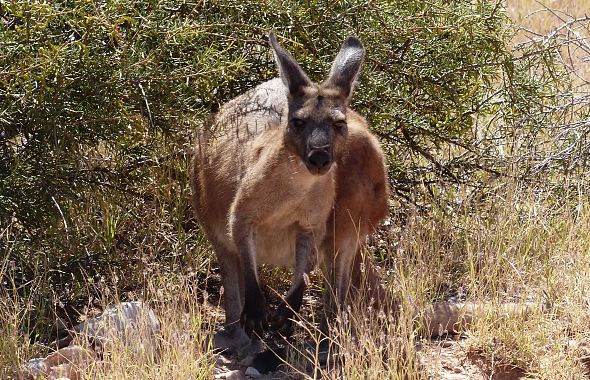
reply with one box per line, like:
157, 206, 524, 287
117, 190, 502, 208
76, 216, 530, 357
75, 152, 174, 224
212, 243, 259, 356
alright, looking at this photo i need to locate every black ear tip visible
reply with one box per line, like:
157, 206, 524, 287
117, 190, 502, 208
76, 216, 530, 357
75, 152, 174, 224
344, 36, 364, 50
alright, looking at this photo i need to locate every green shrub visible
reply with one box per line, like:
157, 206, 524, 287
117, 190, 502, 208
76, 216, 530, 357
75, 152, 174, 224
0, 0, 585, 345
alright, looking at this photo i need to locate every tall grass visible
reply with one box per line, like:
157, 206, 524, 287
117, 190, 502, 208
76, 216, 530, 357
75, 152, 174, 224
3, 181, 590, 377
0, 268, 38, 378
273, 181, 590, 379
464, 190, 590, 378
85, 275, 218, 379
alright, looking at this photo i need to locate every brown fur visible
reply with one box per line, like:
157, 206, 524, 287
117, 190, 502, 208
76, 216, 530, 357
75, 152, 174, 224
190, 33, 389, 354
322, 110, 390, 313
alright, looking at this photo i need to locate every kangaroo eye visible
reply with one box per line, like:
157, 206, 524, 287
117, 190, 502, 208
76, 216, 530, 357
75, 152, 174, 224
291, 118, 305, 128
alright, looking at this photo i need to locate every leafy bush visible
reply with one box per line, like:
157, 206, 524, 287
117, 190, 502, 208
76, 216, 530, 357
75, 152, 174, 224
0, 0, 586, 340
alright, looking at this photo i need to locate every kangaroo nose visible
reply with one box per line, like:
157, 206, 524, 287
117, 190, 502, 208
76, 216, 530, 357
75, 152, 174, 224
307, 150, 331, 173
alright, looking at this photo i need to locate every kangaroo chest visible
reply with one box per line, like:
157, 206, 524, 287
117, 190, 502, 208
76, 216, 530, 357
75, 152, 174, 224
247, 143, 336, 267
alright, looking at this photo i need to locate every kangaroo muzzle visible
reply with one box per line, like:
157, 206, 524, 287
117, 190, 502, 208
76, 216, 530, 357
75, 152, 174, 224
306, 148, 332, 175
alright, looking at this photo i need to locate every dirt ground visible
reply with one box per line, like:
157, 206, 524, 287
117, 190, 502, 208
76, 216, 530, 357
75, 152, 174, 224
418, 338, 525, 380
212, 328, 528, 379
208, 291, 528, 380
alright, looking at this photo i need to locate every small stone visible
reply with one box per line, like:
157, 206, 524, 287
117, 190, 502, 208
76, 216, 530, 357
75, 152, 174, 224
74, 301, 160, 354
453, 366, 463, 373
245, 366, 262, 378
440, 340, 453, 348
216, 354, 232, 365
215, 369, 244, 380
20, 358, 48, 378
44, 345, 96, 368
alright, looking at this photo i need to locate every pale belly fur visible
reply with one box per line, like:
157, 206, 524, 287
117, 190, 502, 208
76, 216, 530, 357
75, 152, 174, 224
254, 224, 297, 267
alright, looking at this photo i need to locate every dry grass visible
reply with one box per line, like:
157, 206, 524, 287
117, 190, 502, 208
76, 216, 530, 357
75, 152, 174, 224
3, 183, 590, 378
506, 0, 588, 32
506, 0, 590, 88
281, 182, 590, 379
85, 277, 218, 379
461, 186, 590, 378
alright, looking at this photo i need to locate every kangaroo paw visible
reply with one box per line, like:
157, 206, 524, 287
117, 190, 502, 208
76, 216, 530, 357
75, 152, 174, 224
213, 327, 261, 358
242, 292, 268, 338
269, 303, 295, 336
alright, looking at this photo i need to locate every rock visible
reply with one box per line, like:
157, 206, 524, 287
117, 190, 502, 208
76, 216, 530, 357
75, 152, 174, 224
43, 345, 96, 368
216, 354, 233, 366
245, 367, 262, 378
20, 358, 48, 379
215, 369, 245, 379
20, 301, 159, 379
73, 301, 160, 358
49, 363, 74, 379
19, 345, 95, 380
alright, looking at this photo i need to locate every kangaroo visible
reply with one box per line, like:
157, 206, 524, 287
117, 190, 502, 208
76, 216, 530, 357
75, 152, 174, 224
190, 32, 388, 355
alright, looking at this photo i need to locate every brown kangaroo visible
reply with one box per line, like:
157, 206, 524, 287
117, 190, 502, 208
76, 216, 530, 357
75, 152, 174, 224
190, 32, 389, 355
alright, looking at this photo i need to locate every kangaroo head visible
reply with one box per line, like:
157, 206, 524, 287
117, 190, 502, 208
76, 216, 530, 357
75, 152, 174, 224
269, 32, 365, 175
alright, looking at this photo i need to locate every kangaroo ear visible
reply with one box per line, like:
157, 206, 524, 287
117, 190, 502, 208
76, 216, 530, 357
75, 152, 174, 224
269, 32, 312, 96
324, 37, 365, 102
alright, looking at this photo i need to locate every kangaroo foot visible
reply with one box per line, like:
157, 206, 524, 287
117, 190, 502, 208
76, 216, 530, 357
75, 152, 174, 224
213, 327, 261, 358
248, 347, 287, 374
242, 291, 267, 338
269, 304, 295, 336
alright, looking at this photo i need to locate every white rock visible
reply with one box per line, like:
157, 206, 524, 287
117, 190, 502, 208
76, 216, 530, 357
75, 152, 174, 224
74, 301, 160, 358
245, 366, 262, 378
215, 369, 245, 379
216, 354, 232, 365
21, 358, 48, 379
